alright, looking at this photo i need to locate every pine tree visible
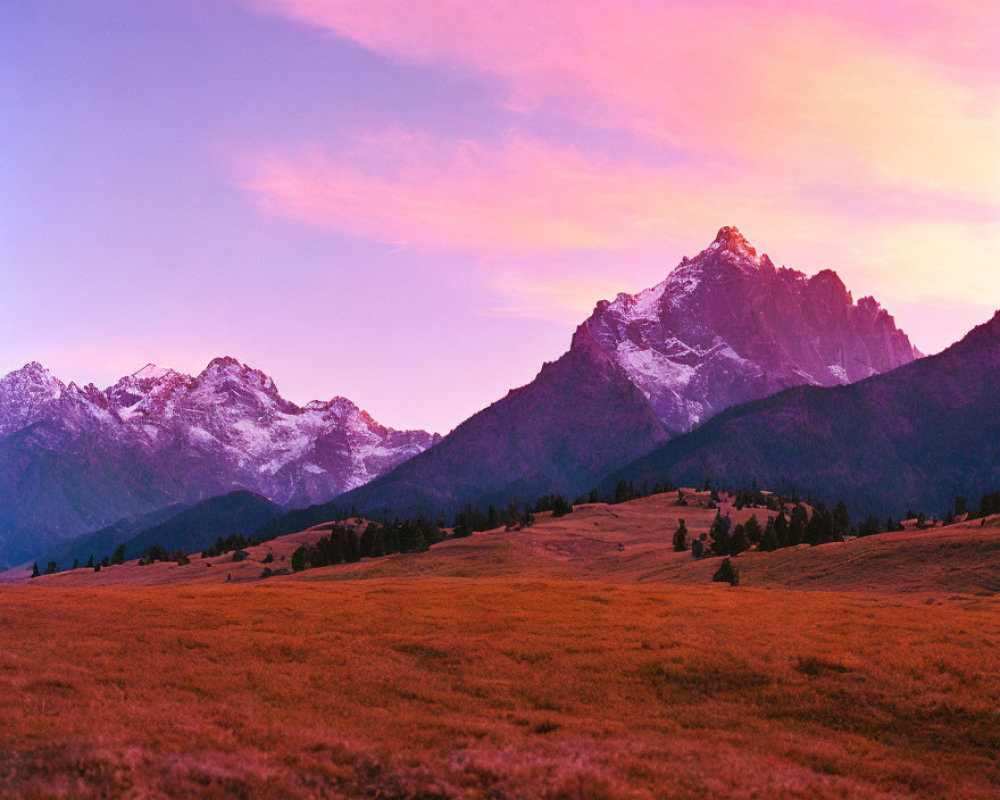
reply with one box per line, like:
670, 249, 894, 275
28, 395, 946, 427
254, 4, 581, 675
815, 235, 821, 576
759, 519, 779, 552
806, 505, 834, 545
344, 527, 360, 563
111, 544, 126, 566
710, 512, 732, 556
832, 501, 852, 540
788, 505, 808, 546
712, 558, 739, 586
45, 561, 57, 575
72, 557, 79, 570
30, 562, 39, 579
773, 512, 789, 548
291, 544, 309, 572
743, 514, 763, 546
730, 524, 748, 555
550, 496, 572, 517
85, 554, 94, 569
672, 519, 688, 552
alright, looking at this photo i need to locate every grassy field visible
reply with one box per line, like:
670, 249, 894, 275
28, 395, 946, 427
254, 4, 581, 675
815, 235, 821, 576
2, 495, 999, 798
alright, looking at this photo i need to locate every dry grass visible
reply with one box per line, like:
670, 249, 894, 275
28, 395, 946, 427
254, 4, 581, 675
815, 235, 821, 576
1, 578, 998, 798
3, 494, 999, 797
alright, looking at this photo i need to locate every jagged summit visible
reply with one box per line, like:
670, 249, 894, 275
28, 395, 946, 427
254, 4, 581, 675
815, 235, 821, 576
708, 225, 756, 256
691, 225, 775, 273
0, 362, 67, 437
594, 227, 777, 325
576, 228, 920, 433
203, 355, 243, 372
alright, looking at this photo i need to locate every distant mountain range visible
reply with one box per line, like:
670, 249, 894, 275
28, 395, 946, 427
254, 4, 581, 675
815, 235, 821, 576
0, 358, 438, 566
5, 226, 954, 569
329, 227, 920, 517
602, 310, 1000, 517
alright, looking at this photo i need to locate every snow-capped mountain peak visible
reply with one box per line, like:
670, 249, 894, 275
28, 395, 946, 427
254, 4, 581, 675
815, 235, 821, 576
0, 357, 440, 564
575, 227, 920, 434
0, 362, 67, 436
131, 363, 172, 380
707, 225, 755, 257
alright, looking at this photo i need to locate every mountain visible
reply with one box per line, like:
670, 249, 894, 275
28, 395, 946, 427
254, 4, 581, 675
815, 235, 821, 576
119, 490, 281, 560
34, 503, 190, 572
0, 358, 438, 566
577, 226, 920, 434
600, 311, 1000, 516
253, 345, 669, 534
324, 227, 919, 519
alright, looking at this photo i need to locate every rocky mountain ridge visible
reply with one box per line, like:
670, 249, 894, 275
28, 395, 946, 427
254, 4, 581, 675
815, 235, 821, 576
575, 226, 920, 433
327, 227, 921, 518
0, 358, 438, 565
601, 310, 1000, 516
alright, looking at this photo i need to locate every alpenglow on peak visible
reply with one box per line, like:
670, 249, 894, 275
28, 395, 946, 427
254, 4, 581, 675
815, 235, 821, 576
573, 226, 921, 434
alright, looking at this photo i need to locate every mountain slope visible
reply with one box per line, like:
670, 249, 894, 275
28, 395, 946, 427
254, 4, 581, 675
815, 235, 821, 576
119, 490, 282, 559
0, 359, 437, 566
34, 503, 190, 572
327, 227, 919, 519
269, 344, 669, 522
601, 311, 1000, 516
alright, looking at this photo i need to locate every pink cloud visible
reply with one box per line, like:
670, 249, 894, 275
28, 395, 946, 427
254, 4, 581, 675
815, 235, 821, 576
240, 129, 794, 254
237, 126, 999, 333
236, 1, 999, 332
247, 0, 999, 203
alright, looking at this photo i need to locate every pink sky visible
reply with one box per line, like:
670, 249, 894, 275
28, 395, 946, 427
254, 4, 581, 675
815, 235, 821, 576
3, 1, 998, 432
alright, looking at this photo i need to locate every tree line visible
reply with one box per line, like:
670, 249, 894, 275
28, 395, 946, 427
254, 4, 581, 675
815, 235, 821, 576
291, 516, 447, 572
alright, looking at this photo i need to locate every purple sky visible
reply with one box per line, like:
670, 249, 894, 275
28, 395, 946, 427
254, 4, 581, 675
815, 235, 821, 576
3, 1, 998, 433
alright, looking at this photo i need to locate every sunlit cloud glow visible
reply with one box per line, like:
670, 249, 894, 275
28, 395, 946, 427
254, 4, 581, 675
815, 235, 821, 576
240, 0, 1000, 343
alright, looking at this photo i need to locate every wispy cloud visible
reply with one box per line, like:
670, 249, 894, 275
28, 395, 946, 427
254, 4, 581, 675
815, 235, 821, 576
238, 128, 791, 254
483, 269, 627, 324
237, 0, 1000, 335
247, 0, 999, 204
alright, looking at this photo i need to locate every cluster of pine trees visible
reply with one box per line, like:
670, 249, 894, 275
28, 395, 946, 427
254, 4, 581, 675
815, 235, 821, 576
967, 491, 1000, 519
32, 549, 120, 578
451, 494, 577, 536
138, 544, 189, 566
730, 489, 785, 512
685, 500, 854, 559
452, 501, 535, 536
202, 533, 259, 558
532, 495, 572, 517
856, 514, 907, 536
575, 480, 677, 507
291, 516, 447, 572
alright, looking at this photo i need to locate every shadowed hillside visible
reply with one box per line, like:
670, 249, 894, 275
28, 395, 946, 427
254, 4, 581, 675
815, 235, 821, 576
601, 311, 1000, 516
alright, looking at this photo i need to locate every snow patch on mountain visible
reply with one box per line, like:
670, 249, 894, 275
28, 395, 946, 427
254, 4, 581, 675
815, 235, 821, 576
575, 226, 921, 434
0, 357, 440, 520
